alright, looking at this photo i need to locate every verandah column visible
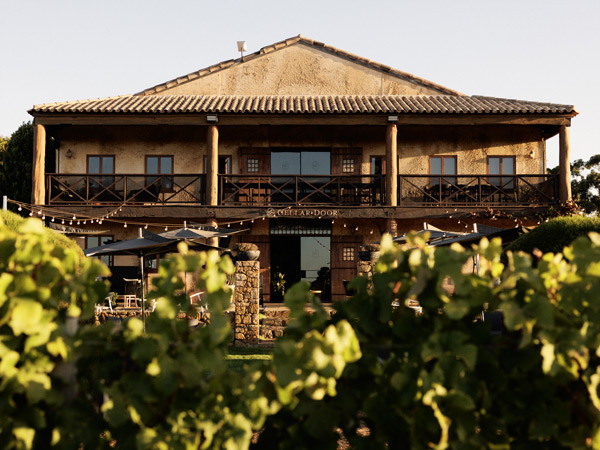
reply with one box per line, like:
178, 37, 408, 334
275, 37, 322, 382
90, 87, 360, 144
559, 125, 572, 203
206, 125, 219, 246
385, 123, 398, 236
31, 122, 46, 205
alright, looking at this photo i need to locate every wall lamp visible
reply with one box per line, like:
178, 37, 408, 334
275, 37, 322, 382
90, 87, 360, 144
206, 115, 218, 123
387, 115, 398, 123
65, 149, 73, 159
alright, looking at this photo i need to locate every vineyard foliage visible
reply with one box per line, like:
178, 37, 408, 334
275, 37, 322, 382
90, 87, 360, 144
2, 217, 600, 448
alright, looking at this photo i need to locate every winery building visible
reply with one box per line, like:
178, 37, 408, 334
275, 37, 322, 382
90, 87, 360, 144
28, 35, 577, 301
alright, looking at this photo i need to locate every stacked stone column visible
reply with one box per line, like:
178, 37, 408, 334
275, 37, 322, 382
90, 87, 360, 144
357, 261, 376, 279
234, 261, 260, 346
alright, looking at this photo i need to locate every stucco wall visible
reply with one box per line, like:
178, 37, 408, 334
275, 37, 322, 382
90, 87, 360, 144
56, 124, 545, 177
153, 44, 444, 96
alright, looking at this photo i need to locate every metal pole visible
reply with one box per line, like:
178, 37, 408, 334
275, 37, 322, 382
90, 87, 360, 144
140, 253, 146, 333
2, 196, 7, 211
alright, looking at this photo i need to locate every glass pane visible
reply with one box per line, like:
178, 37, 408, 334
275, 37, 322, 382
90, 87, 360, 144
271, 152, 300, 174
102, 157, 114, 174
147, 157, 158, 174
88, 157, 100, 174
488, 157, 500, 175
443, 157, 456, 175
301, 236, 330, 301
301, 152, 330, 175
502, 158, 514, 175
87, 236, 99, 248
161, 157, 172, 174
430, 157, 442, 174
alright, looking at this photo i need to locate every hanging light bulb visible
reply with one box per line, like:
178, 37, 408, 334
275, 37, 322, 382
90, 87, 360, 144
77, 220, 80, 225
18, 205, 22, 211
69, 220, 73, 225
227, 223, 231, 228
251, 219, 254, 223
61, 219, 65, 224
42, 215, 46, 220
83, 220, 86, 225
144, 224, 148, 229
29, 212, 33, 217
37, 210, 42, 216
124, 222, 127, 228
240, 221, 243, 225
332, 219, 335, 224
370, 230, 374, 234
165, 226, 168, 231
343, 223, 347, 228
99, 219, 103, 224
262, 217, 265, 220
51, 217, 55, 222
72, 215, 76, 220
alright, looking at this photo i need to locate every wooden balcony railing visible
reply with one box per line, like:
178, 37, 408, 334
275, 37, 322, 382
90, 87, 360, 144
45, 172, 558, 208
219, 174, 386, 206
398, 174, 559, 206
46, 174, 206, 205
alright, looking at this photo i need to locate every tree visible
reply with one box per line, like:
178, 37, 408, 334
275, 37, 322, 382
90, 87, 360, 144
550, 155, 600, 214
0, 122, 56, 212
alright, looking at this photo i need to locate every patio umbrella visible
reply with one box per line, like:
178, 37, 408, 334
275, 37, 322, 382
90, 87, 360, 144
159, 222, 245, 242
85, 229, 224, 331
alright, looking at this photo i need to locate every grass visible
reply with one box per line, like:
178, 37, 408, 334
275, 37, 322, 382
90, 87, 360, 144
0, 210, 84, 256
226, 347, 273, 375
506, 216, 600, 255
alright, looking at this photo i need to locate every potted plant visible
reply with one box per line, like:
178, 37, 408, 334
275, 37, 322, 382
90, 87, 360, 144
271, 270, 286, 302
358, 243, 381, 262
233, 242, 260, 261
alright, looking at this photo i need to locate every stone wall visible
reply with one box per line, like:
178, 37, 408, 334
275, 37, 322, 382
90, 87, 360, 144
234, 261, 260, 346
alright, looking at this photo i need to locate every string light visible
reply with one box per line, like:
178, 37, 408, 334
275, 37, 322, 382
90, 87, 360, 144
370, 230, 374, 234
37, 210, 42, 216
144, 224, 148, 229
62, 219, 65, 224
69, 221, 73, 225
29, 212, 33, 217
42, 215, 45, 220
51, 217, 55, 222
165, 226, 168, 231
18, 205, 22, 211
72, 215, 76, 220
124, 222, 127, 228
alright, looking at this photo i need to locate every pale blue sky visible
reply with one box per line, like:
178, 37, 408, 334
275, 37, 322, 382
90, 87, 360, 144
1, 0, 598, 168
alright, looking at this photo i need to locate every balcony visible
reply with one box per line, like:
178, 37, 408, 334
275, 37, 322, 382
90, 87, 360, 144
398, 174, 558, 207
45, 173, 558, 208
47, 174, 206, 205
219, 174, 386, 206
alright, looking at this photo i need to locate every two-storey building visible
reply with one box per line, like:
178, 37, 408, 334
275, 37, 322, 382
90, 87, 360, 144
28, 35, 577, 301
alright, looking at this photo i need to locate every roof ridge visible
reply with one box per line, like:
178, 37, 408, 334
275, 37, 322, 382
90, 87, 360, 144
136, 35, 464, 97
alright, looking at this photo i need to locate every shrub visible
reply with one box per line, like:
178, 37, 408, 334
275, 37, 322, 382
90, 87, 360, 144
360, 243, 380, 251
506, 215, 600, 255
0, 210, 84, 257
234, 242, 259, 251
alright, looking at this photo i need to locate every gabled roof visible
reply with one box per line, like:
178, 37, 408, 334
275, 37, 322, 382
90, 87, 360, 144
137, 35, 464, 97
30, 94, 576, 116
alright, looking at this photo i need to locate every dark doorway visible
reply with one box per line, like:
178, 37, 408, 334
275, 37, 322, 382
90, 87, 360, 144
270, 236, 301, 301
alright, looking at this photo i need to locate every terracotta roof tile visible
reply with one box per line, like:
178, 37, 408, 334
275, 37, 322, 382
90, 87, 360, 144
30, 94, 576, 117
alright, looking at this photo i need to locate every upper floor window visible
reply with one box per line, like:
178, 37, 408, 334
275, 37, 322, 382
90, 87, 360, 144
247, 158, 260, 173
488, 156, 515, 188
371, 156, 385, 175
87, 155, 114, 190
342, 158, 355, 173
146, 156, 173, 190
429, 156, 456, 186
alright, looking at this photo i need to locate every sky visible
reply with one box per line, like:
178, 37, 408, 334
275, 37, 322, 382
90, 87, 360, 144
1, 0, 598, 168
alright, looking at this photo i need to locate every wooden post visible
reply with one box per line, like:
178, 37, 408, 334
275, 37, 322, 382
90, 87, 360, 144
559, 126, 572, 203
31, 123, 46, 205
386, 124, 397, 206
206, 125, 219, 206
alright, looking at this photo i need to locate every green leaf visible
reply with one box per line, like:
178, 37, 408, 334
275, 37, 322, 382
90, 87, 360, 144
9, 299, 43, 335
